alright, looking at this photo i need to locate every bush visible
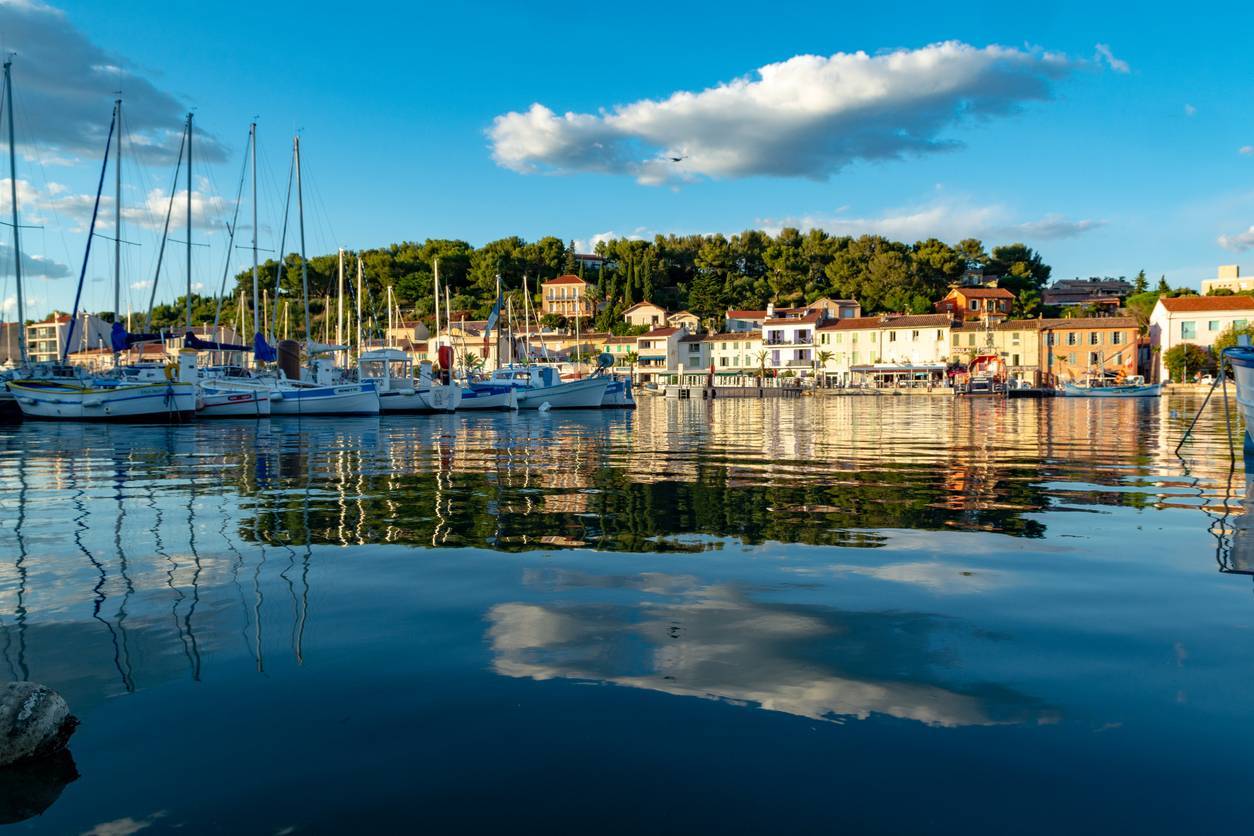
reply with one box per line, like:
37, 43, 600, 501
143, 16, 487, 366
1163, 343, 1215, 382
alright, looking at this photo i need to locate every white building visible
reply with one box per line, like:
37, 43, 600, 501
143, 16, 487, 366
1201, 265, 1254, 295
1149, 295, 1254, 380
26, 313, 112, 364
762, 309, 822, 376
815, 314, 953, 386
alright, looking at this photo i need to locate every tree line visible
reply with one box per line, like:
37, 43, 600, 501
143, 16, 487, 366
131, 230, 1057, 337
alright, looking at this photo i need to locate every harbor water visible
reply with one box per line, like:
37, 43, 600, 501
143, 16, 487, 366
1, 393, 1252, 833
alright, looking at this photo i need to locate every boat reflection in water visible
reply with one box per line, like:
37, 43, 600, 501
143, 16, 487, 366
1, 394, 1253, 833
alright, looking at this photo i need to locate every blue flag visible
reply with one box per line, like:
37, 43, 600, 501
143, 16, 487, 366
484, 287, 504, 338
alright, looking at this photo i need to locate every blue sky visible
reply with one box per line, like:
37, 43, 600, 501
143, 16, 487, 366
2, 0, 1253, 320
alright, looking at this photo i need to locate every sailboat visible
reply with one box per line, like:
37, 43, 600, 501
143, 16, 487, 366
9, 97, 196, 421
202, 133, 378, 416
0, 60, 26, 420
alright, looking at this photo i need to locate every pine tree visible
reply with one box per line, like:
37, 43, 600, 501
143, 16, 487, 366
1133, 269, 1148, 294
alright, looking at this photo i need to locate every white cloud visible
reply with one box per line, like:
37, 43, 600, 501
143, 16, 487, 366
5, 176, 233, 235
490, 41, 1076, 184
1240, 146, 1254, 156
130, 280, 152, 290
0, 294, 14, 315
0, 2, 225, 162
1184, 103, 1198, 117
572, 229, 646, 252
760, 196, 1103, 243
1218, 226, 1254, 251
1094, 43, 1130, 74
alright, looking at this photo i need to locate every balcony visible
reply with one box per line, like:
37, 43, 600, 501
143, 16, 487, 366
765, 335, 813, 346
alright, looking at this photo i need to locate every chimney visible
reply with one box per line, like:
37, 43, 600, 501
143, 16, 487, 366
766, 302, 775, 318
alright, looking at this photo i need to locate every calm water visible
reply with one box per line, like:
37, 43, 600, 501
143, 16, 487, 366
1, 394, 1252, 834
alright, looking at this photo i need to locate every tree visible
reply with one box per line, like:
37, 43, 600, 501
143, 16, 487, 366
987, 243, 1050, 295
1133, 270, 1148, 294
623, 350, 638, 378
816, 349, 834, 387
1125, 291, 1161, 332
1014, 289, 1042, 318
1213, 323, 1254, 356
1156, 275, 1171, 294
1163, 343, 1214, 382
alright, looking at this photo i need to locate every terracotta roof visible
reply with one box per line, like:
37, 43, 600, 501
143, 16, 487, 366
542, 274, 587, 286
622, 301, 664, 314
1037, 316, 1138, 329
704, 330, 761, 342
947, 287, 1015, 299
668, 309, 697, 319
603, 335, 637, 344
642, 327, 680, 337
1157, 295, 1254, 313
726, 309, 768, 319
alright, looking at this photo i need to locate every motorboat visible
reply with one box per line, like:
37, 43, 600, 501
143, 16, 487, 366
456, 381, 519, 411
8, 356, 197, 421
474, 364, 610, 410
1224, 345, 1254, 443
358, 348, 461, 413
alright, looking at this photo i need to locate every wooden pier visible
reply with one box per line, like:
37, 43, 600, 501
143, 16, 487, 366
663, 385, 803, 400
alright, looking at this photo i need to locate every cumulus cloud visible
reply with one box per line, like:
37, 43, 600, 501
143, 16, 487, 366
1240, 145, 1254, 156
1094, 43, 1130, 73
1218, 226, 1254, 251
0, 243, 72, 278
7, 176, 233, 235
0, 1, 225, 163
489, 41, 1078, 184
760, 196, 1103, 243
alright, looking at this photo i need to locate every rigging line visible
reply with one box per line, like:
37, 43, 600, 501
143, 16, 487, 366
211, 125, 251, 337
268, 151, 295, 343
145, 120, 188, 330
61, 105, 115, 362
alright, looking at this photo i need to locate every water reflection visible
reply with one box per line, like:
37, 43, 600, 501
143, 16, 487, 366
489, 568, 1057, 727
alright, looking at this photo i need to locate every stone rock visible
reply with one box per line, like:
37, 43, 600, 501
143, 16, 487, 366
0, 749, 78, 824
0, 683, 79, 768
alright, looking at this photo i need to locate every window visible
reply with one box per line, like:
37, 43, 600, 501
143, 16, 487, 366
1090, 332, 1100, 345
1089, 352, 1100, 365
688, 343, 700, 353
1114, 352, 1123, 366
936, 330, 943, 341
1209, 320, 1221, 332
835, 333, 842, 344
953, 333, 961, 345
967, 333, 975, 347
912, 330, 920, 341
1112, 332, 1123, 345
1067, 352, 1076, 365
852, 352, 860, 364
719, 356, 728, 367
969, 300, 979, 311
852, 334, 858, 345
1067, 332, 1077, 346
1047, 333, 1055, 346
1011, 332, 1021, 346
1011, 354, 1020, 366
889, 331, 897, 342
1181, 321, 1196, 339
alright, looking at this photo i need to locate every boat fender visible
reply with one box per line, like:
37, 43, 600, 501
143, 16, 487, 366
82, 396, 103, 407
400, 387, 415, 396
164, 364, 175, 381
270, 391, 284, 401
538, 401, 552, 412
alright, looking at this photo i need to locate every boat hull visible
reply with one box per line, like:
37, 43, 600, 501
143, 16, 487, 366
458, 386, 519, 411
198, 387, 272, 418
600, 378, 636, 408
1225, 347, 1254, 442
270, 383, 380, 416
8, 380, 197, 421
418, 385, 462, 413
515, 377, 611, 410
1061, 383, 1162, 398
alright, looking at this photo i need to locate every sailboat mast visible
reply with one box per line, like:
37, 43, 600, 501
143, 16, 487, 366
4, 60, 27, 366
250, 123, 259, 338
294, 136, 311, 346
356, 256, 363, 361
185, 111, 193, 330
113, 98, 121, 322
337, 248, 344, 354
433, 258, 440, 358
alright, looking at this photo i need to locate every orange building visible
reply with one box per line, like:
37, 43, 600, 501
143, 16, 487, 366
1037, 316, 1140, 384
934, 286, 1015, 323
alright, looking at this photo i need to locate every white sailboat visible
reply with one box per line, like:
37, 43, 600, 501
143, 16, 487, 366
10, 97, 195, 421
477, 364, 609, 409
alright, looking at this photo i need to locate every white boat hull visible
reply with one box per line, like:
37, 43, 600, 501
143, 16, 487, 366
1061, 382, 1161, 398
9, 380, 197, 421
600, 377, 636, 408
418, 385, 462, 413
198, 387, 272, 418
516, 377, 610, 410
377, 384, 462, 413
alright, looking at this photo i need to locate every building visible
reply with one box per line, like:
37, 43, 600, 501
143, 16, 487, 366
1149, 295, 1254, 381
1038, 317, 1139, 384
634, 326, 686, 382
541, 274, 597, 319
667, 310, 701, 332
723, 302, 815, 332
601, 335, 637, 370
816, 314, 952, 386
807, 297, 862, 320
762, 309, 823, 375
1043, 277, 1134, 307
934, 286, 1015, 323
26, 313, 112, 363
951, 320, 1043, 386
1201, 265, 1254, 295
622, 301, 667, 329
707, 331, 763, 377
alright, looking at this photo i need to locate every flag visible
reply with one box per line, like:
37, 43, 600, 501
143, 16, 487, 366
484, 284, 504, 338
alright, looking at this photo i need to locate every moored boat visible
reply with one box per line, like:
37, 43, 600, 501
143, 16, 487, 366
475, 364, 610, 410
9, 377, 196, 421
1223, 345, 1254, 442
1061, 376, 1161, 398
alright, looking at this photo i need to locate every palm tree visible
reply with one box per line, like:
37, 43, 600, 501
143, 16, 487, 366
754, 349, 769, 385
623, 350, 639, 381
816, 350, 834, 388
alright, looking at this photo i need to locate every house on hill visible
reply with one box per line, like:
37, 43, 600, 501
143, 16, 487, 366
934, 286, 1015, 323
622, 300, 666, 329
541, 274, 597, 319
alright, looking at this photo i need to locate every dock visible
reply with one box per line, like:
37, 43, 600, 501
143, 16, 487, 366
663, 385, 803, 399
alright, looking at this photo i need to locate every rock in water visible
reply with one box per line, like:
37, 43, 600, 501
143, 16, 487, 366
0, 683, 79, 768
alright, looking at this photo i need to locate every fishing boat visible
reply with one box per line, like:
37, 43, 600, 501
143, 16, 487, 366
1061, 375, 1161, 398
475, 364, 610, 409
456, 381, 519, 410
358, 348, 461, 413
600, 375, 636, 408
